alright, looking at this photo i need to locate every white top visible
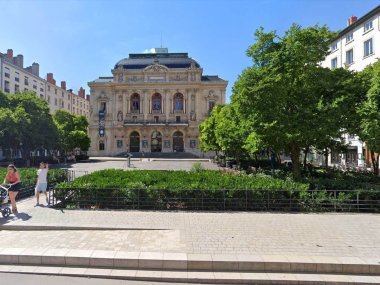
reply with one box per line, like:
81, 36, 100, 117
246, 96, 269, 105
37, 168, 48, 184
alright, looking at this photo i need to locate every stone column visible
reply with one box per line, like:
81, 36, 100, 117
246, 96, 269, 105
165, 90, 170, 121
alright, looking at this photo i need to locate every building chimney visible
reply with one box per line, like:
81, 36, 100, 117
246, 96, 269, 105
16, 54, 24, 68
47, 73, 56, 85
61, 81, 66, 90
347, 16, 358, 26
78, 87, 85, 98
31, 62, 39, 76
6, 49, 13, 59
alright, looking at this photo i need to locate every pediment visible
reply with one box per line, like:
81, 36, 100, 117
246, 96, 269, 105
143, 64, 168, 73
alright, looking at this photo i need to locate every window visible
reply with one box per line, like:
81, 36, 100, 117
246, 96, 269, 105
68, 103, 70, 110
331, 57, 338, 68
132, 116, 137, 122
154, 116, 159, 123
174, 93, 184, 111
62, 91, 64, 98
40, 87, 44, 92
15, 84, 19, 92
15, 72, 19, 82
33, 80, 37, 89
117, 140, 123, 148
131, 94, 140, 112
99, 141, 105, 150
24, 88, 28, 91
331, 42, 338, 51
346, 49, 354, 65
100, 102, 106, 112
152, 94, 161, 111
4, 67, 10, 78
208, 101, 216, 115
4, 81, 10, 93
364, 38, 373, 57
346, 33, 353, 43
176, 116, 181, 123
47, 85, 50, 92
54, 98, 57, 106
54, 88, 57, 95
24, 76, 29, 86
61, 101, 64, 108
40, 94, 44, 98
364, 20, 373, 32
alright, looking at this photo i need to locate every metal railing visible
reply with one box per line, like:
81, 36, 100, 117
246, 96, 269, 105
51, 188, 380, 212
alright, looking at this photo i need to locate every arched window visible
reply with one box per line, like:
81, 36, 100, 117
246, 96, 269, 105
152, 93, 162, 113
131, 93, 140, 113
99, 141, 105, 151
174, 93, 183, 111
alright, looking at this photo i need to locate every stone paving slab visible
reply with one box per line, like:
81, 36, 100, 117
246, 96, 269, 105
1, 197, 380, 258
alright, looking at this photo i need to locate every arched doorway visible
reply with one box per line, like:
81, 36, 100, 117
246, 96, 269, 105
151, 131, 162, 152
173, 131, 184, 152
130, 131, 140, 152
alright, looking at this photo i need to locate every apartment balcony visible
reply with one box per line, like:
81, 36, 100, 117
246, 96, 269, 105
124, 119, 189, 126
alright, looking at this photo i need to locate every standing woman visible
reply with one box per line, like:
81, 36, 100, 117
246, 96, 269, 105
3, 164, 21, 213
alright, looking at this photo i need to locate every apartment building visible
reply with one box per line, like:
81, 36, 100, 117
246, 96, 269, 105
0, 49, 90, 118
321, 5, 380, 168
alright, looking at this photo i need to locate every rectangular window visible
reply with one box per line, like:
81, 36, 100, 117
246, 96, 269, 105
54, 88, 57, 95
24, 76, 29, 86
117, 140, 123, 148
4, 81, 10, 93
62, 101, 64, 108
33, 80, 37, 89
331, 57, 338, 68
331, 42, 338, 51
346, 49, 354, 65
364, 20, 373, 32
15, 72, 19, 82
208, 101, 216, 115
40, 87, 44, 92
4, 67, 10, 78
99, 141, 105, 150
40, 94, 44, 98
154, 116, 159, 123
62, 91, 64, 98
68, 103, 70, 110
176, 116, 181, 123
15, 84, 19, 92
346, 33, 353, 43
364, 38, 373, 57
54, 98, 57, 106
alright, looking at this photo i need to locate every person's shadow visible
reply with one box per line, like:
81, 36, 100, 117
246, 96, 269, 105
14, 212, 32, 221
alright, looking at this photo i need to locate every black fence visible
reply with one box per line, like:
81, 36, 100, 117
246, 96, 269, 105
51, 187, 380, 213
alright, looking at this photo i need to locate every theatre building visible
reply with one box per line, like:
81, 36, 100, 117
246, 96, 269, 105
88, 48, 227, 157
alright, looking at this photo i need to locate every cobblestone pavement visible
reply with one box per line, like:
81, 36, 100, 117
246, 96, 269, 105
1, 197, 379, 258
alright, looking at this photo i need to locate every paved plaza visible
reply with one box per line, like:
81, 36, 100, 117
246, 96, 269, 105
0, 159, 379, 283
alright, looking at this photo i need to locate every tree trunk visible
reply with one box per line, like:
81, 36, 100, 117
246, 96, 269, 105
303, 146, 309, 171
324, 148, 329, 170
370, 150, 379, 176
290, 144, 301, 178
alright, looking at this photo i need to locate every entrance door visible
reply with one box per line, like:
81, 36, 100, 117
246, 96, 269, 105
173, 131, 184, 152
151, 131, 162, 152
130, 131, 140, 152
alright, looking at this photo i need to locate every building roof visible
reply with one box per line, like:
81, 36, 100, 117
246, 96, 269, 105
114, 52, 201, 70
92, 77, 113, 83
334, 5, 380, 39
201, 75, 225, 82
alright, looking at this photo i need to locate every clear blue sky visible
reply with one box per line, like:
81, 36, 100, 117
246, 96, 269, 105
1, 0, 379, 102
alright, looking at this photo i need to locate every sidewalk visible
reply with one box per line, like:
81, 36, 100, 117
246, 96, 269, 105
1, 197, 380, 258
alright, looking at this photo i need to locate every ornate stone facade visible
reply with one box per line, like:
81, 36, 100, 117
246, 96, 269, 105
88, 49, 227, 157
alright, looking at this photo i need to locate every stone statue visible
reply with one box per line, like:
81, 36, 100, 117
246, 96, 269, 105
117, 111, 123, 122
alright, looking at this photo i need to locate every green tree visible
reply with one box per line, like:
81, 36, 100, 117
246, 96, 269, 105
0, 91, 58, 159
53, 110, 90, 154
214, 104, 250, 164
199, 104, 224, 154
232, 24, 357, 178
358, 60, 380, 175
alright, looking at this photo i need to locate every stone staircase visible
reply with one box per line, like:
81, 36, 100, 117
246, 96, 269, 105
0, 249, 379, 284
